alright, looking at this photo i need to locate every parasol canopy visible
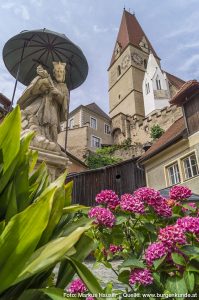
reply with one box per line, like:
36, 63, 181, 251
3, 29, 88, 90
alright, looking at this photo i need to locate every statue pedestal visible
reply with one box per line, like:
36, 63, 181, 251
30, 146, 71, 181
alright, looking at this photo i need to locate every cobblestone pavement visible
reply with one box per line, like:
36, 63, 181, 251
84, 260, 124, 289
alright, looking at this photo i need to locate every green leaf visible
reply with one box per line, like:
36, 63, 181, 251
63, 204, 89, 214
116, 216, 128, 225
153, 272, 163, 289
64, 257, 104, 300
120, 257, 145, 269
64, 181, 73, 206
181, 245, 199, 257
54, 216, 91, 238
29, 150, 38, 173
15, 225, 91, 284
187, 261, 199, 273
118, 269, 130, 284
15, 157, 29, 212
171, 253, 186, 266
182, 203, 197, 212
0, 187, 56, 293
184, 271, 195, 292
143, 223, 156, 233
166, 276, 188, 298
153, 254, 167, 270
56, 234, 95, 288
0, 220, 5, 235
0, 106, 21, 172
18, 288, 65, 300
5, 181, 17, 221
38, 186, 65, 246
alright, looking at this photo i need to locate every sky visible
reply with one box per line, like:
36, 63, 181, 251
0, 0, 199, 113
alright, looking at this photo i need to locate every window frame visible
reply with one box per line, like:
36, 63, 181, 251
90, 116, 97, 130
156, 75, 161, 90
68, 118, 74, 129
181, 152, 199, 180
104, 123, 111, 135
91, 135, 101, 148
166, 161, 181, 186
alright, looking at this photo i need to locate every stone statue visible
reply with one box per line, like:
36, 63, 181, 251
18, 62, 69, 152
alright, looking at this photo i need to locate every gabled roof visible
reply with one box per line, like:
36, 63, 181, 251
170, 80, 199, 106
69, 102, 110, 120
84, 103, 110, 120
165, 72, 185, 90
109, 10, 159, 68
139, 117, 187, 163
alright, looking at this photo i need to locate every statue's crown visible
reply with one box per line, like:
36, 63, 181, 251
52, 61, 66, 69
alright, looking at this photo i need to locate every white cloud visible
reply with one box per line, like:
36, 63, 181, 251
179, 54, 199, 72
93, 25, 108, 33
1, 2, 15, 9
1, 2, 30, 20
30, 0, 43, 6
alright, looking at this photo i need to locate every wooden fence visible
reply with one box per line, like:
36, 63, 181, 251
66, 158, 146, 206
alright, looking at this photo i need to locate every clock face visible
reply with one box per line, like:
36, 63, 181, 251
121, 54, 130, 69
132, 53, 143, 65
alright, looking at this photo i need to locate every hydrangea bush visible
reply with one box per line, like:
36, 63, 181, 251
87, 186, 199, 298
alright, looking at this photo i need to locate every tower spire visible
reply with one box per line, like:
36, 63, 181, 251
109, 9, 159, 68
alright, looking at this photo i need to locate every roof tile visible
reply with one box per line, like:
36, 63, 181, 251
139, 117, 186, 162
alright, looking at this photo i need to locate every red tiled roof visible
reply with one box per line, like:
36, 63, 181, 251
139, 117, 186, 163
109, 10, 159, 67
170, 80, 199, 106
165, 72, 185, 90
0, 93, 11, 107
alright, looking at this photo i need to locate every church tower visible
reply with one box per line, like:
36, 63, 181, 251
108, 9, 160, 119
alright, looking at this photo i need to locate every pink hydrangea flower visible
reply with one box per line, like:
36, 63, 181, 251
109, 244, 123, 254
67, 278, 87, 293
129, 268, 153, 286
170, 186, 192, 201
153, 196, 172, 217
86, 297, 95, 300
95, 190, 120, 210
158, 224, 187, 250
134, 187, 160, 206
88, 206, 116, 227
120, 194, 145, 214
176, 216, 199, 235
145, 242, 167, 266
182, 202, 197, 213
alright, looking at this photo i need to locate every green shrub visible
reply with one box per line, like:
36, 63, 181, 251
150, 124, 165, 140
0, 107, 102, 299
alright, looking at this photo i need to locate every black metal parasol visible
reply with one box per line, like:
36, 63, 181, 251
3, 29, 88, 92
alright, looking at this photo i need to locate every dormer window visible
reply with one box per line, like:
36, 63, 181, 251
156, 75, 161, 90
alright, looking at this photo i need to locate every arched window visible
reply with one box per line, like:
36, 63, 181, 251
145, 81, 150, 94
144, 59, 147, 69
156, 75, 161, 90
117, 65, 121, 76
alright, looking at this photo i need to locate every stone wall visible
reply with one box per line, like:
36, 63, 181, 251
130, 105, 183, 144
111, 105, 183, 159
58, 126, 88, 160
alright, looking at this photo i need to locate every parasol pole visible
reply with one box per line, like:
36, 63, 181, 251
64, 89, 70, 152
64, 61, 72, 152
10, 41, 27, 111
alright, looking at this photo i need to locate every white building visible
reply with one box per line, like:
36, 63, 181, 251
143, 53, 171, 116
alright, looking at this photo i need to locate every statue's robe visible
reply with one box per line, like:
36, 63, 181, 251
18, 76, 69, 142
